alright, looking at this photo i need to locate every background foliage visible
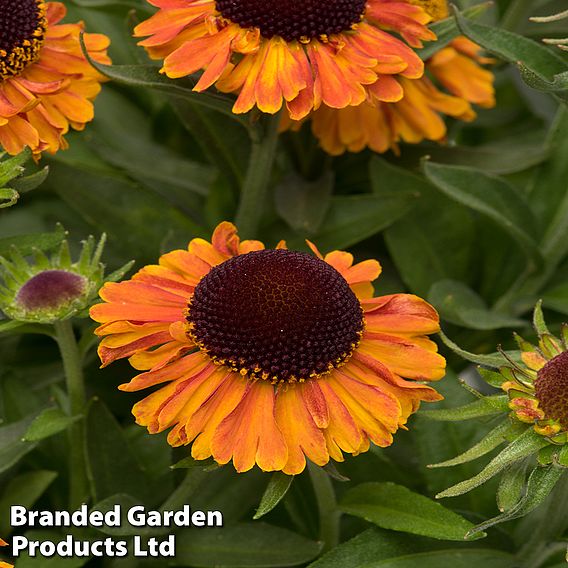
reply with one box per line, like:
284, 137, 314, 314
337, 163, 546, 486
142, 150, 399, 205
1, 0, 568, 566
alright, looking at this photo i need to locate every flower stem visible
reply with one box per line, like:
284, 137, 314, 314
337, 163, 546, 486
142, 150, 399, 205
234, 112, 281, 238
308, 463, 340, 553
54, 319, 88, 510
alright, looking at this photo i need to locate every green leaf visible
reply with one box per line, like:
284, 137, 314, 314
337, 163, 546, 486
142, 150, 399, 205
0, 149, 30, 185
171, 456, 218, 470
519, 66, 568, 104
423, 161, 542, 269
421, 396, 509, 422
467, 466, 565, 536
254, 473, 295, 520
86, 89, 215, 197
0, 416, 37, 474
454, 9, 568, 80
0, 188, 18, 208
84, 400, 150, 502
533, 300, 550, 335
379, 162, 475, 297
79, 40, 242, 124
10, 167, 49, 194
534, 108, 568, 271
172, 523, 322, 567
308, 528, 418, 568
417, 3, 492, 60
439, 331, 520, 368
496, 461, 527, 513
0, 471, 57, 534
275, 171, 333, 235
398, 138, 549, 175
362, 549, 516, 568
182, 466, 266, 525
48, 162, 203, 262
429, 420, 514, 468
312, 192, 418, 250
428, 280, 525, 330
0, 225, 66, 257
437, 429, 549, 498
23, 408, 82, 442
170, 98, 249, 192
340, 482, 482, 541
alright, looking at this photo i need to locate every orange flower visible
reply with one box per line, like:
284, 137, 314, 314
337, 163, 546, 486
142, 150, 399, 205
134, 0, 437, 119
288, 0, 496, 155
298, 36, 495, 155
0, 1, 110, 157
91, 222, 445, 474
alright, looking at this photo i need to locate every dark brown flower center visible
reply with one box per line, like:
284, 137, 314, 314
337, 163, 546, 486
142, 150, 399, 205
187, 249, 364, 384
215, 0, 367, 42
535, 350, 568, 429
0, 0, 47, 80
16, 270, 86, 311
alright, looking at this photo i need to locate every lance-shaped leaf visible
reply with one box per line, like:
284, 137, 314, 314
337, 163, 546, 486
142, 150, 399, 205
429, 280, 525, 330
454, 9, 568, 80
437, 429, 549, 498
533, 300, 550, 335
439, 331, 522, 368
466, 465, 565, 536
79, 35, 246, 126
423, 161, 543, 270
421, 396, 509, 422
254, 473, 295, 520
417, 2, 492, 59
519, 66, 568, 104
429, 420, 515, 468
496, 461, 527, 513
340, 482, 482, 541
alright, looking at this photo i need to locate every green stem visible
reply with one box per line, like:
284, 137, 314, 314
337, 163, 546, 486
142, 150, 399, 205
308, 463, 340, 553
54, 319, 88, 510
518, 471, 568, 568
234, 112, 281, 238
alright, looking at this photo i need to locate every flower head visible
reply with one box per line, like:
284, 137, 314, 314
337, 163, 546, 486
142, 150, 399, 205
0, 233, 122, 324
287, 0, 495, 155
502, 317, 568, 442
425, 304, 568, 535
134, 0, 437, 119
91, 222, 445, 474
0, 1, 111, 157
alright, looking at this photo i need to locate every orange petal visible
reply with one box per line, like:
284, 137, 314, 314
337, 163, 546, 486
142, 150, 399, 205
211, 381, 288, 472
275, 384, 329, 474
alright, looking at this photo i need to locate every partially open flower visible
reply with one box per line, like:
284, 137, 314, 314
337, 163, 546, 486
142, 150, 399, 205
0, 234, 119, 324
423, 303, 568, 536
91, 222, 446, 474
501, 319, 568, 442
134, 0, 437, 119
0, 1, 111, 157
285, 0, 495, 155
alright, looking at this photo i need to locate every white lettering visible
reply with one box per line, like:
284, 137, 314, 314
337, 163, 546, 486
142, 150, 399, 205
128, 506, 146, 527
11, 536, 28, 555
10, 506, 27, 527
